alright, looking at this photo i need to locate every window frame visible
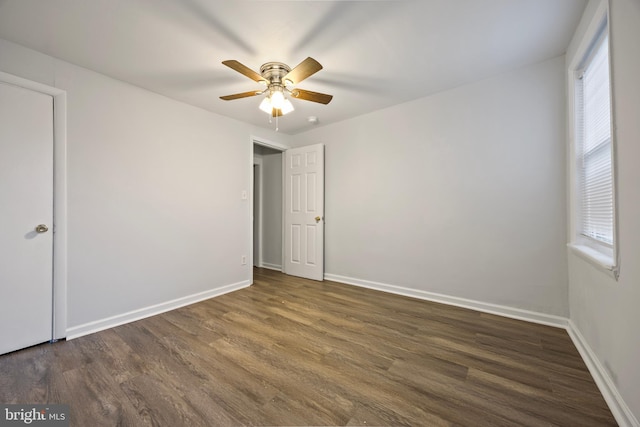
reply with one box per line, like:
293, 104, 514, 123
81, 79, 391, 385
567, 1, 619, 279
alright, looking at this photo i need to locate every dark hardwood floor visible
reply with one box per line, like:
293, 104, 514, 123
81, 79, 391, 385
0, 268, 617, 426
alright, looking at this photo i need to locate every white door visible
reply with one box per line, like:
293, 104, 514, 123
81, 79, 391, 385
284, 144, 324, 281
0, 82, 54, 355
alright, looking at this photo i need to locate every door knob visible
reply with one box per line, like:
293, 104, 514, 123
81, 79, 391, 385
315, 216, 322, 223
35, 224, 48, 233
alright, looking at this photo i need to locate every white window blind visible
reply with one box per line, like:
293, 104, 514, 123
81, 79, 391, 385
576, 34, 613, 247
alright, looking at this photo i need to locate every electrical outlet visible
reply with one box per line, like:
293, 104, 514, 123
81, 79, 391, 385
241, 255, 247, 265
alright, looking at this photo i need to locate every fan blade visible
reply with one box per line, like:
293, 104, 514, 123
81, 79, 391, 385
222, 60, 266, 83
291, 89, 333, 105
283, 57, 323, 85
220, 90, 263, 101
272, 108, 283, 117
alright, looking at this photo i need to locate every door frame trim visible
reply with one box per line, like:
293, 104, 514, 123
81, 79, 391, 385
253, 160, 261, 268
1, 71, 68, 340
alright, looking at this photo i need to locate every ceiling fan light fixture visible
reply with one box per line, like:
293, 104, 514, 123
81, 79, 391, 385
270, 89, 285, 109
259, 97, 272, 114
281, 98, 294, 115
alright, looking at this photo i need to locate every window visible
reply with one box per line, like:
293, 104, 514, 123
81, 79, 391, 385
577, 34, 613, 247
569, 8, 617, 277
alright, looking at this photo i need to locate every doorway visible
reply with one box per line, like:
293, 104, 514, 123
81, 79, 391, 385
253, 143, 284, 271
250, 138, 325, 283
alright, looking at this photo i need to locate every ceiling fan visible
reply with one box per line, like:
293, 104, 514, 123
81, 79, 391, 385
219, 57, 333, 117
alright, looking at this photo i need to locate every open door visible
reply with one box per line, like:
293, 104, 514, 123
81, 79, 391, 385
284, 144, 324, 281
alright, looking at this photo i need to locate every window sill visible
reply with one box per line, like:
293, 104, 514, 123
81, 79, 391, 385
568, 243, 619, 280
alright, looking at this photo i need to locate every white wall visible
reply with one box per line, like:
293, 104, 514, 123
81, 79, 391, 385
294, 56, 568, 317
567, 0, 640, 424
0, 38, 290, 333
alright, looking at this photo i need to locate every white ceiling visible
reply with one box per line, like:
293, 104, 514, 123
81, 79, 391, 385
0, 0, 586, 135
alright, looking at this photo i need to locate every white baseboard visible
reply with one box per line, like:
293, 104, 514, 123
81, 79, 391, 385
324, 273, 568, 328
260, 262, 282, 271
65, 280, 250, 340
567, 321, 639, 427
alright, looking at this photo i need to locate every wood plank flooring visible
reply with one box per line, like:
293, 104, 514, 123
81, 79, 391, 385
0, 268, 617, 426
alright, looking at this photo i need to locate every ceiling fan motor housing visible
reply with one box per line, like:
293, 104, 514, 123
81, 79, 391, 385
260, 62, 292, 86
